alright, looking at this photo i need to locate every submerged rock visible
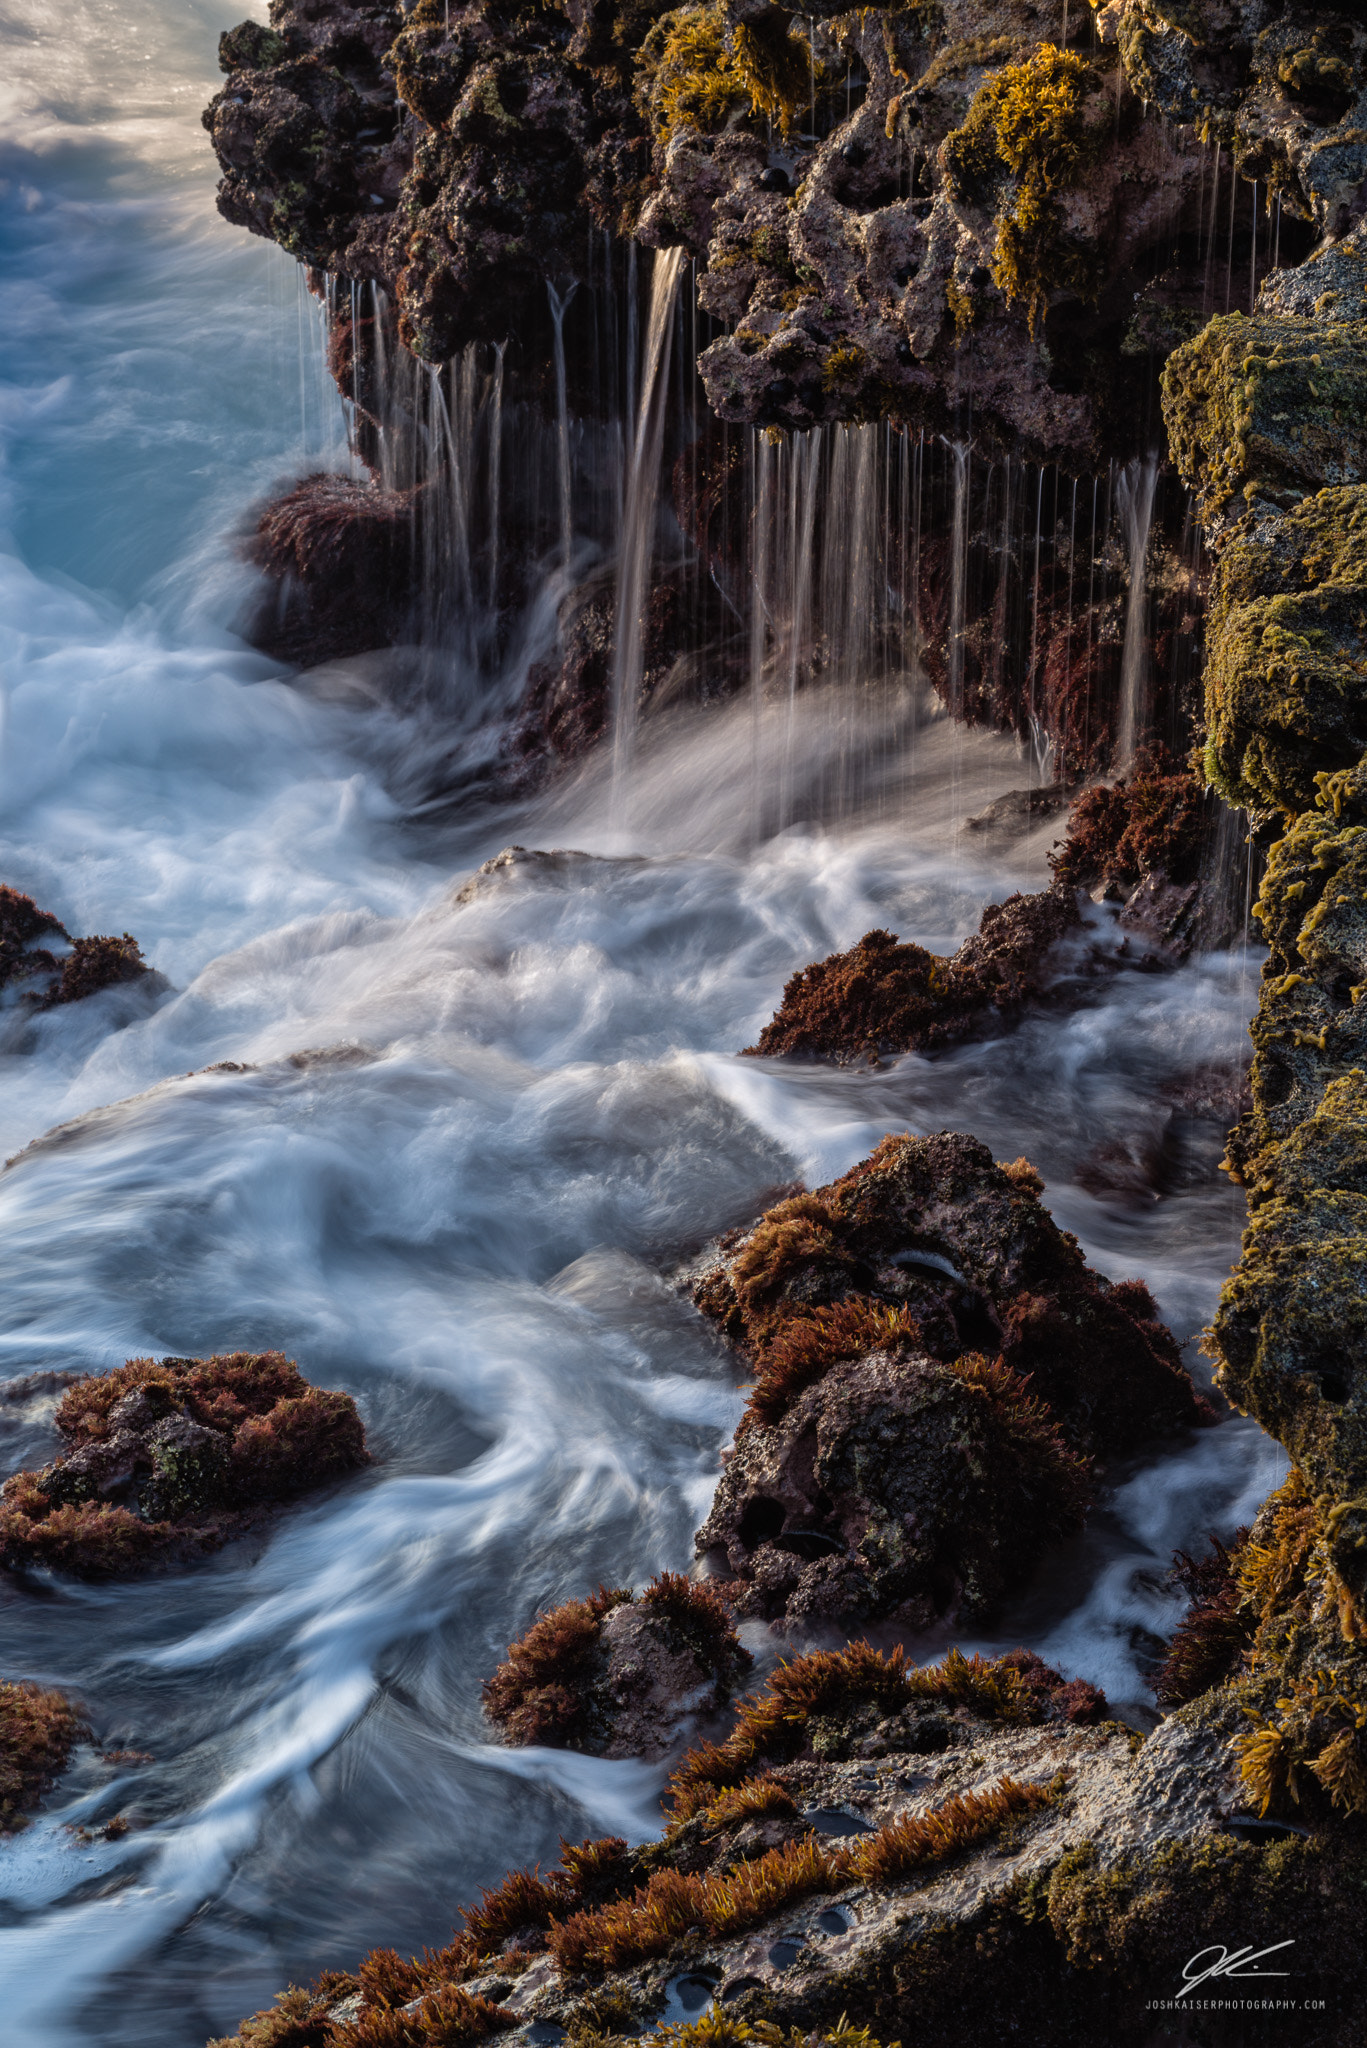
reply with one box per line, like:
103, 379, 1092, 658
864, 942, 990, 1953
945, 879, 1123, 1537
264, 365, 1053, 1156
0, 885, 152, 1013
0, 1679, 82, 1832
687, 1131, 1211, 1629
483, 1572, 751, 1761
0, 1352, 368, 1576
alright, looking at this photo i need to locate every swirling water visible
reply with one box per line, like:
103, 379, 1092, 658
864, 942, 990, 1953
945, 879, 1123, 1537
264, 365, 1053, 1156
0, 4, 1285, 2043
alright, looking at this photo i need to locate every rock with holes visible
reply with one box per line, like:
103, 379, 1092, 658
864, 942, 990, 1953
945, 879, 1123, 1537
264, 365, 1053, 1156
686, 1130, 1212, 1628
696, 1345, 1091, 1627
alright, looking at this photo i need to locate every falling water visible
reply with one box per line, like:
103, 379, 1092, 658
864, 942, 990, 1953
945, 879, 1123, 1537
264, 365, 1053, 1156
610, 244, 687, 800
1116, 454, 1160, 770
547, 280, 579, 574
945, 440, 970, 715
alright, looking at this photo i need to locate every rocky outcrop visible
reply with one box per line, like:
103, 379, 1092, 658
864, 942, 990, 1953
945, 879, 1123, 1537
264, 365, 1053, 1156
0, 885, 152, 1013
211, 1639, 1367, 2047
202, 0, 1345, 461
0, 1353, 368, 1575
482, 1573, 752, 1761
686, 1131, 1210, 1629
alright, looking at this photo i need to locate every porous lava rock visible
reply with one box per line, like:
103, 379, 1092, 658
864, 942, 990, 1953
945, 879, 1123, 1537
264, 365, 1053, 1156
483, 1572, 751, 1760
687, 1131, 1212, 1628
0, 1679, 82, 1832
0, 886, 151, 1011
202, 0, 1336, 464
212, 1638, 1367, 2048
742, 884, 1081, 1064
0, 1352, 368, 1576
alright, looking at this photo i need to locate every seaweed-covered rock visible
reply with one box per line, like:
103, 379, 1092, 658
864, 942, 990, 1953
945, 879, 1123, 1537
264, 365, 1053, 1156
0, 1679, 82, 1832
1163, 315, 1367, 528
246, 471, 420, 666
0, 1352, 368, 1576
1167, 478, 1367, 818
214, 1637, 1367, 2048
741, 885, 1082, 1064
0, 885, 151, 1011
686, 1132, 1211, 1629
1048, 753, 1251, 955
483, 1573, 752, 1760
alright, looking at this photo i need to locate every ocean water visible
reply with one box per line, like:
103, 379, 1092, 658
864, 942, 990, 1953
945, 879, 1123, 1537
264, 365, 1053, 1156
0, 5, 1281, 2043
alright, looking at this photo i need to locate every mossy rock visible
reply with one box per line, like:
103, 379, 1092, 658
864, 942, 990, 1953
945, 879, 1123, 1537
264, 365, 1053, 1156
1162, 315, 1367, 521
1212, 1189, 1367, 1527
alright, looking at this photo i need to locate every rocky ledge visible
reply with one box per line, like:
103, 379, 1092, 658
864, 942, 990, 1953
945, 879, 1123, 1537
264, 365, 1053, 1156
213, 1639, 1367, 2046
202, 0, 1356, 457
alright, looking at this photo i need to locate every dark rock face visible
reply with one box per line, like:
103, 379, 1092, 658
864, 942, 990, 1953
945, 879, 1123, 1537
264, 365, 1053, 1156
203, 0, 1337, 462
687, 1131, 1212, 1629
245, 471, 419, 664
482, 1572, 752, 1761
742, 885, 1082, 1064
697, 1345, 1090, 1628
0, 1353, 368, 1575
0, 885, 152, 1012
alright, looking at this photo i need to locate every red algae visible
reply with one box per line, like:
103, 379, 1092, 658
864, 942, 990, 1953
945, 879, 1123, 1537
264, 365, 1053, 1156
0, 1352, 367, 1576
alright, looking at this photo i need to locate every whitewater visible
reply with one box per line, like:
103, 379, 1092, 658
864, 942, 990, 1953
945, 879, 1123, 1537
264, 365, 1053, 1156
0, 2, 1283, 2041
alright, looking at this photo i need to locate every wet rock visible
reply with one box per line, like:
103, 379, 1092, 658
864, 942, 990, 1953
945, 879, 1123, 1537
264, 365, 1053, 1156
0, 885, 152, 1013
483, 1572, 752, 1760
245, 471, 419, 666
0, 1352, 368, 1576
1049, 752, 1250, 957
742, 884, 1083, 1064
697, 1345, 1090, 1628
211, 1636, 1367, 2046
686, 1131, 1212, 1629
0, 1679, 82, 1832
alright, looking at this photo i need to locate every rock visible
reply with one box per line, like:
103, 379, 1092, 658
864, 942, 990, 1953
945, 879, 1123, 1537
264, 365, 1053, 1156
741, 885, 1084, 1064
245, 471, 420, 666
0, 1352, 368, 1576
209, 1639, 1367, 2046
0, 885, 152, 1012
482, 1573, 752, 1761
697, 1345, 1090, 1628
685, 1131, 1212, 1629
1049, 753, 1249, 956
0, 1679, 82, 1832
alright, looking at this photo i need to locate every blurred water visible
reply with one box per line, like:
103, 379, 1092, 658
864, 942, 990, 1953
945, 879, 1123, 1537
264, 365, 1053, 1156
0, 5, 1277, 2044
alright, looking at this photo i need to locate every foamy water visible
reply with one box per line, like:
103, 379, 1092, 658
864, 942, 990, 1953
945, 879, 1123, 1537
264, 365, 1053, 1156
0, 6, 1279, 2043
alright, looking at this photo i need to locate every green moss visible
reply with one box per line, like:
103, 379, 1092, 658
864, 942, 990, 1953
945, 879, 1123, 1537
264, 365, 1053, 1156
218, 22, 289, 73
943, 44, 1104, 337
636, 5, 808, 145
1162, 316, 1367, 522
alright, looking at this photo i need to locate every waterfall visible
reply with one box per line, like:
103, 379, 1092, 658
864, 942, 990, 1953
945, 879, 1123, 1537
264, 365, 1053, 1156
547, 280, 579, 573
945, 441, 969, 715
1116, 454, 1160, 770
610, 244, 686, 797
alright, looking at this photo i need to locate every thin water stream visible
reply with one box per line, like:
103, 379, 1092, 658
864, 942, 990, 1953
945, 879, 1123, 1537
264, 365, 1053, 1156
0, 6, 1279, 2045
